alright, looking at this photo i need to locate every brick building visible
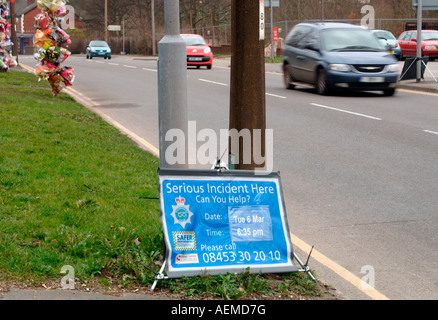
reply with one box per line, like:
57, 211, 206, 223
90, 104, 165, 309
15, 0, 83, 54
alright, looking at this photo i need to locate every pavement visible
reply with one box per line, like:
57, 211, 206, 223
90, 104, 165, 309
2, 55, 437, 302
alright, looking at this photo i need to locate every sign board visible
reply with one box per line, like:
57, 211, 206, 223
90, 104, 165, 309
400, 57, 428, 80
260, 0, 265, 40
265, 0, 280, 8
273, 27, 278, 42
158, 168, 298, 278
413, 0, 438, 10
107, 25, 121, 31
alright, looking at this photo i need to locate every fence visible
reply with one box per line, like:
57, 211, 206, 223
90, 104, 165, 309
156, 18, 438, 49
70, 17, 438, 56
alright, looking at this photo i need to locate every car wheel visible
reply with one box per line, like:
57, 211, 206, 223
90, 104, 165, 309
383, 88, 396, 96
316, 69, 330, 95
207, 64, 212, 70
283, 64, 295, 89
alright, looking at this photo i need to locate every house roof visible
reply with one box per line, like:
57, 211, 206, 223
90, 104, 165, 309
15, 0, 38, 15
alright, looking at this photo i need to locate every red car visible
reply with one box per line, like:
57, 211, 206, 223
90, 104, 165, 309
397, 30, 438, 61
181, 34, 213, 69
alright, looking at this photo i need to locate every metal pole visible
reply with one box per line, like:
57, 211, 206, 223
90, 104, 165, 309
10, 0, 18, 61
104, 0, 108, 43
151, 0, 156, 56
270, 0, 274, 62
122, 17, 125, 54
158, 0, 188, 168
211, 8, 214, 46
416, 0, 423, 82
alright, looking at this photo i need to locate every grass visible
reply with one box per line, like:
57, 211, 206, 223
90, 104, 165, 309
0, 69, 330, 299
265, 56, 283, 64
0, 70, 161, 285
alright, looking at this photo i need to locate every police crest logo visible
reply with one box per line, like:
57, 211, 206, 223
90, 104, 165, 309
170, 196, 194, 229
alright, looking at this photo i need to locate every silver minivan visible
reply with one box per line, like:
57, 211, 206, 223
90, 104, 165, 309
283, 23, 400, 96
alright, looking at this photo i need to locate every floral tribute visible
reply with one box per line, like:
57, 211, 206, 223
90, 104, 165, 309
0, 0, 17, 72
34, 0, 74, 96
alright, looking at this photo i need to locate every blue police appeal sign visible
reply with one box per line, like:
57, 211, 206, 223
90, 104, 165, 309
158, 168, 298, 278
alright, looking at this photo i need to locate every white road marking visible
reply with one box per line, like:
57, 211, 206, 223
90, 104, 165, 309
266, 93, 287, 99
143, 68, 157, 72
423, 130, 438, 135
199, 79, 286, 99
310, 103, 382, 121
108, 63, 119, 66
123, 65, 137, 69
199, 79, 228, 86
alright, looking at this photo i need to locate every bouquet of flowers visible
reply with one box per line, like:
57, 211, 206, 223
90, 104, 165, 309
0, 0, 17, 72
34, 0, 74, 96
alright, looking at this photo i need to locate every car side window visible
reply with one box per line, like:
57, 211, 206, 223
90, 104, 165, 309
400, 32, 410, 41
286, 26, 311, 48
303, 29, 320, 50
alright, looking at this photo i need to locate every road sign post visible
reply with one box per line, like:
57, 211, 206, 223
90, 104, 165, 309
158, 0, 188, 168
229, 0, 266, 171
10, 0, 18, 61
417, 0, 423, 82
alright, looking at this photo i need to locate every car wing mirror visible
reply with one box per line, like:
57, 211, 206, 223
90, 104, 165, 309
306, 44, 320, 52
412, 38, 417, 42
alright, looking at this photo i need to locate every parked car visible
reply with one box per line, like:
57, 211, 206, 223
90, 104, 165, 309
86, 40, 111, 59
397, 30, 438, 61
181, 34, 213, 69
283, 23, 400, 96
372, 30, 403, 60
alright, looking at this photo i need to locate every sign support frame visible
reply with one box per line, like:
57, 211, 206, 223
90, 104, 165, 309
149, 167, 315, 291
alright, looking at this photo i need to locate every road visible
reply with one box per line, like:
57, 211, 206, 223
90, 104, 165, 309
20, 55, 438, 300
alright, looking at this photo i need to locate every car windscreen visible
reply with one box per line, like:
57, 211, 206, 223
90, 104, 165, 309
423, 32, 438, 41
90, 41, 109, 47
182, 36, 207, 46
321, 29, 385, 52
374, 31, 396, 40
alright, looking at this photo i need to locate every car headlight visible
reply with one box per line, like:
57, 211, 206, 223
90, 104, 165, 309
204, 47, 211, 54
424, 45, 437, 51
91, 48, 96, 52
387, 64, 400, 73
329, 64, 351, 72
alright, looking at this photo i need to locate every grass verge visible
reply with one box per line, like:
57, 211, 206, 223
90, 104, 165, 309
0, 69, 335, 299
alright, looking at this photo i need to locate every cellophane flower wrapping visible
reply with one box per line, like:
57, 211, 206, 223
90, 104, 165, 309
34, 0, 74, 96
0, 0, 17, 72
